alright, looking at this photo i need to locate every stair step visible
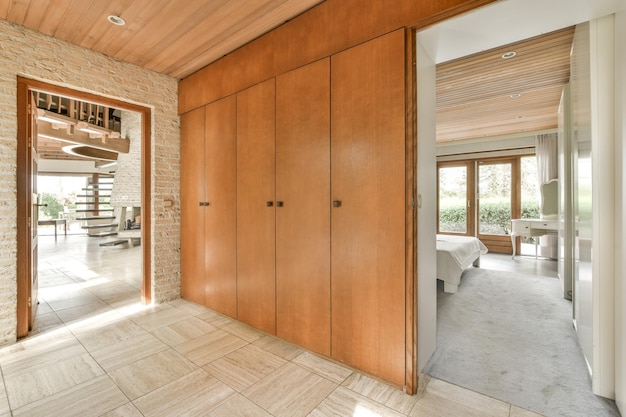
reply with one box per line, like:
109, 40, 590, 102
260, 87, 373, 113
81, 223, 118, 230
83, 187, 112, 190
75, 202, 112, 205
88, 231, 118, 237
76, 209, 114, 213
76, 194, 111, 198
76, 216, 116, 221
99, 239, 128, 247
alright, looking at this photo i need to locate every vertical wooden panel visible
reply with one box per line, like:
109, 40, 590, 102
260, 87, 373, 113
331, 29, 406, 386
276, 58, 331, 355
204, 96, 237, 317
237, 79, 276, 334
180, 107, 206, 305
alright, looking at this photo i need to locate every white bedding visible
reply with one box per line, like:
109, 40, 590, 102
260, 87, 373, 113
436, 234, 488, 293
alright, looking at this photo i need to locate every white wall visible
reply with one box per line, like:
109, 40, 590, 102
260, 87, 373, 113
614, 9, 626, 414
416, 35, 437, 372
590, 15, 616, 398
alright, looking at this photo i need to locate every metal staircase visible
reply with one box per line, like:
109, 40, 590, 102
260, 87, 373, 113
77, 179, 119, 237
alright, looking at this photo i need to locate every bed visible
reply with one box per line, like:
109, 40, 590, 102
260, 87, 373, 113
436, 234, 488, 293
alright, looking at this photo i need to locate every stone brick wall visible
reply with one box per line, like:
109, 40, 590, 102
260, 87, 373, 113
0, 19, 181, 346
110, 110, 142, 207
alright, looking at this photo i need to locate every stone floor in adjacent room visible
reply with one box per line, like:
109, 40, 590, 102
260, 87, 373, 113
0, 234, 544, 417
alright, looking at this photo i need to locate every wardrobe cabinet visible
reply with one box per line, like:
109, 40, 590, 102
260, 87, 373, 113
330, 29, 406, 386
276, 58, 331, 356
180, 96, 237, 318
180, 29, 407, 388
236, 79, 277, 334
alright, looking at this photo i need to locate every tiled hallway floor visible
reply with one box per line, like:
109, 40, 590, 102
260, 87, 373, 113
0, 234, 544, 416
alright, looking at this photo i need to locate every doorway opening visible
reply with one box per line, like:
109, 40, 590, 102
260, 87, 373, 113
16, 77, 152, 338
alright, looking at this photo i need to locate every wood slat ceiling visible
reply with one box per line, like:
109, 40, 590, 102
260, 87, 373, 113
1, 1, 575, 146
0, 0, 324, 79
436, 26, 575, 143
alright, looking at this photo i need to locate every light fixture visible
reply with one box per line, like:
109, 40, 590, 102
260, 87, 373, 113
516, 115, 525, 119
107, 15, 126, 26
510, 93, 522, 98
501, 51, 516, 59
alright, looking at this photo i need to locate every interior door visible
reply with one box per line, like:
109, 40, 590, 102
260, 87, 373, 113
276, 58, 330, 356
237, 79, 276, 334
477, 160, 515, 253
180, 107, 206, 306
330, 29, 406, 386
29, 92, 39, 329
204, 95, 237, 318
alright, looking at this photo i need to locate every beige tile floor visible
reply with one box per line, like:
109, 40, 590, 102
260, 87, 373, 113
0, 234, 546, 417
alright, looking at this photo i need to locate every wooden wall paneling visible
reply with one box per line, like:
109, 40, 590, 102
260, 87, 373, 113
179, 0, 497, 114
404, 28, 418, 395
180, 106, 206, 305
330, 29, 407, 386
236, 78, 277, 334
204, 95, 238, 317
275, 58, 331, 356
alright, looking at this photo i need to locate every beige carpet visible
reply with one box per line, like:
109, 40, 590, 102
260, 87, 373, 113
424, 266, 620, 417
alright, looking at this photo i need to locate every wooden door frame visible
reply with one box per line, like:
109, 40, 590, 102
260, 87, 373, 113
16, 77, 152, 338
436, 160, 477, 236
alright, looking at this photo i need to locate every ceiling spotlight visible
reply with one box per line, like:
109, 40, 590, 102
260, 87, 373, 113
510, 93, 522, 98
107, 15, 126, 26
501, 51, 516, 59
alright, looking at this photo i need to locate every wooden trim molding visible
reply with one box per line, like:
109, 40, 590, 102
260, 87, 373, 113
16, 77, 152, 337
405, 27, 418, 395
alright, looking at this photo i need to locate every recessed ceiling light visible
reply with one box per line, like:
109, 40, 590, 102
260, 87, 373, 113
510, 93, 522, 98
107, 15, 126, 26
501, 51, 516, 59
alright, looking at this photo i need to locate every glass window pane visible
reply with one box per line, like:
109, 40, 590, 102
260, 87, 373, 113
438, 166, 467, 233
521, 156, 539, 219
478, 163, 511, 235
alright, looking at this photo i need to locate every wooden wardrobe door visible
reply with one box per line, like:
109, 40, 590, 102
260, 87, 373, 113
276, 58, 331, 355
237, 79, 276, 334
180, 106, 206, 305
330, 29, 406, 385
204, 96, 237, 317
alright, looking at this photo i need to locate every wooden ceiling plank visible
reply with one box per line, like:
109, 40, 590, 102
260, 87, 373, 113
116, 0, 219, 65
150, 0, 323, 76
145, 0, 292, 74
22, 0, 50, 29
37, 0, 69, 36
51, 0, 99, 41
89, 0, 161, 54
6, 0, 30, 25
78, 0, 134, 50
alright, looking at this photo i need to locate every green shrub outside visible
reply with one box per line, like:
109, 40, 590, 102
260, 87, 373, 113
439, 200, 539, 234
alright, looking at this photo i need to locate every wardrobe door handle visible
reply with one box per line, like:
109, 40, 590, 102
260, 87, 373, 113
332, 200, 341, 208
276, 201, 284, 207
266, 201, 274, 207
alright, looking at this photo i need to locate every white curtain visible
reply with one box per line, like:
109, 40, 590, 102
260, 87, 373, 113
535, 133, 558, 258
535, 133, 558, 182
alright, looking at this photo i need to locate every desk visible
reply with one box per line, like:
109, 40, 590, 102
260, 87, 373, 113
510, 219, 558, 259
37, 219, 67, 239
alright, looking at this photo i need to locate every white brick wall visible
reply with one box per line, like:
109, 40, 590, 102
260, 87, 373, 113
110, 110, 142, 207
0, 19, 181, 346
